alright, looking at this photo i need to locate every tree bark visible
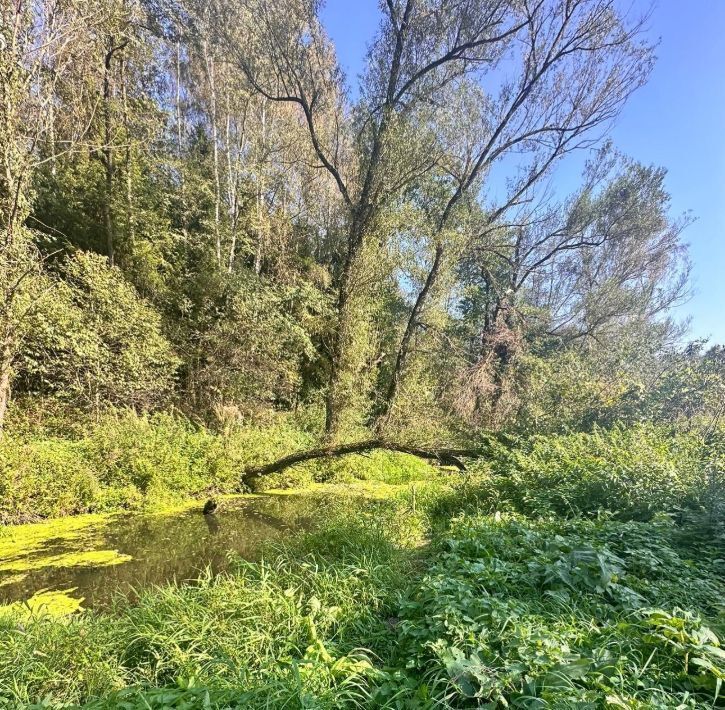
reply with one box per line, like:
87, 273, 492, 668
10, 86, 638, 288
101, 37, 127, 266
103, 40, 116, 265
203, 42, 222, 268
242, 438, 488, 482
324, 234, 363, 438
175, 38, 188, 239
121, 57, 134, 254
0, 337, 13, 435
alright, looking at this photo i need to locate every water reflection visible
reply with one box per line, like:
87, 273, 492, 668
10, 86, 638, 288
0, 495, 317, 610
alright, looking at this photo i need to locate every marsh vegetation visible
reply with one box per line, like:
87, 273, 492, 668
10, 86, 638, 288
0, 0, 723, 706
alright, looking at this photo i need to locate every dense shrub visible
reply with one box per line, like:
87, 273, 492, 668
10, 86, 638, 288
80, 412, 235, 500
0, 405, 448, 524
20, 252, 179, 410
0, 410, 316, 523
475, 424, 713, 521
0, 438, 98, 523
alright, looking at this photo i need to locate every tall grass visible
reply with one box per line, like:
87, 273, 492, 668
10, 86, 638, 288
0, 423, 722, 707
0, 408, 442, 525
0, 495, 415, 708
0, 410, 318, 524
0, 486, 722, 708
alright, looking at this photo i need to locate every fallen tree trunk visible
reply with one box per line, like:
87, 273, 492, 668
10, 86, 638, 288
242, 439, 487, 481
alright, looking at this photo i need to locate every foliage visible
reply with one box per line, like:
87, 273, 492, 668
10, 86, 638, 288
0, 487, 722, 708
385, 513, 724, 708
0, 410, 316, 524
1, 0, 697, 441
511, 338, 725, 435
168, 267, 331, 417
0, 436, 99, 524
20, 252, 179, 411
466, 424, 715, 521
0, 2, 723, 706
0, 404, 456, 524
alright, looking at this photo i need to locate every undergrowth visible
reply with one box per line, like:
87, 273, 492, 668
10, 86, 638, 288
0, 419, 723, 707
0, 484, 722, 708
0, 409, 443, 524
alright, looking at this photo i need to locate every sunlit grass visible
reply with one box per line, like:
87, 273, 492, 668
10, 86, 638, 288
0, 486, 721, 708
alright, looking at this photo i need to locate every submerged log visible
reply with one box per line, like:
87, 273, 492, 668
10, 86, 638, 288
242, 439, 488, 481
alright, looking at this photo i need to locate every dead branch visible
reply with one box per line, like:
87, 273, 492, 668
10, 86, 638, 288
242, 439, 489, 481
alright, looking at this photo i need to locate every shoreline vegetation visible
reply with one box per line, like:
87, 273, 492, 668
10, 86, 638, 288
0, 467, 722, 708
1, 408, 721, 528
0, 408, 453, 527
0, 412, 723, 707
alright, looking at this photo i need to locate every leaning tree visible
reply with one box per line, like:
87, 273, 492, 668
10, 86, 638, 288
204, 0, 656, 476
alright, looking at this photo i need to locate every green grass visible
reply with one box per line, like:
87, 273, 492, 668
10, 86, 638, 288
0, 493, 417, 708
0, 421, 722, 707
0, 484, 722, 709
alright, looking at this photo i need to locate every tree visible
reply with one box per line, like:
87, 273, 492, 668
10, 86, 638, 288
0, 0, 99, 432
210, 0, 654, 440
20, 252, 178, 412
448, 149, 690, 426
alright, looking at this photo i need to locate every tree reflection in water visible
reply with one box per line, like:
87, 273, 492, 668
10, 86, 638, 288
0, 494, 319, 610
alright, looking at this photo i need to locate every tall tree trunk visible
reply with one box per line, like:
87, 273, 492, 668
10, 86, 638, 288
175, 38, 187, 239
254, 102, 267, 275
0, 334, 14, 436
322, 1, 413, 438
121, 56, 134, 254
324, 220, 366, 438
1, 7, 23, 249
101, 37, 127, 266
103, 38, 116, 265
224, 93, 244, 273
204, 42, 222, 268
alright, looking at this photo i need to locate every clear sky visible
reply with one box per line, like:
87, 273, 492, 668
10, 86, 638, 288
320, 1, 725, 345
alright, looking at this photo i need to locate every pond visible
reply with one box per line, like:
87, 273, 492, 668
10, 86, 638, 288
0, 493, 319, 612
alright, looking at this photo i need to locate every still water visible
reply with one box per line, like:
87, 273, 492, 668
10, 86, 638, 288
0, 494, 318, 611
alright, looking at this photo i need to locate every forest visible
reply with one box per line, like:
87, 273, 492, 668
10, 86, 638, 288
0, 0, 723, 707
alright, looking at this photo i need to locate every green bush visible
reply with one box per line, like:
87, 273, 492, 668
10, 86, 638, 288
0, 409, 318, 523
385, 513, 724, 708
21, 252, 179, 411
0, 438, 99, 523
81, 411, 236, 500
476, 424, 710, 520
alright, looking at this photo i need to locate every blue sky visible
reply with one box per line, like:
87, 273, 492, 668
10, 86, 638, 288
320, 1, 725, 345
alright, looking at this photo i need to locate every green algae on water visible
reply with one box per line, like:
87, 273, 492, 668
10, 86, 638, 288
0, 548, 132, 573
0, 572, 28, 587
0, 512, 113, 561
0, 588, 84, 617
